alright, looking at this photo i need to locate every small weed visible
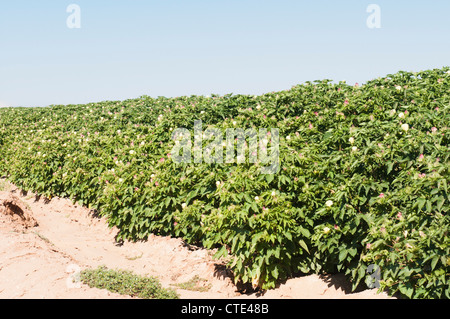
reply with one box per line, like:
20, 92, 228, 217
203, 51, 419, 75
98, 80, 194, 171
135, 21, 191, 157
80, 266, 179, 299
173, 275, 212, 292
126, 252, 143, 261
33, 231, 53, 245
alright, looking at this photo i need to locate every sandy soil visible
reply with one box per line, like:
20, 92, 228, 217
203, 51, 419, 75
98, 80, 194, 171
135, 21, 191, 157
0, 179, 393, 299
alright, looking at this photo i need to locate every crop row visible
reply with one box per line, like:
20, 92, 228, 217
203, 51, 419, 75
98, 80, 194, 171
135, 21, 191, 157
0, 68, 449, 298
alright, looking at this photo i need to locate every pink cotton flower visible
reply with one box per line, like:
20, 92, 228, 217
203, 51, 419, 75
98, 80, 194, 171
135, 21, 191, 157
344, 100, 349, 105
379, 193, 385, 198
431, 127, 438, 133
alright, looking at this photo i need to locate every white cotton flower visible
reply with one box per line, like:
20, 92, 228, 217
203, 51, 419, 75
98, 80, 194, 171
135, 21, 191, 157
255, 196, 259, 201
181, 203, 187, 209
151, 174, 155, 178
201, 111, 205, 114
398, 112, 405, 118
216, 181, 221, 186
323, 227, 331, 234
286, 136, 291, 140
118, 178, 124, 183
325, 200, 333, 207
271, 191, 276, 196
401, 123, 409, 131
233, 121, 237, 126
349, 137, 355, 144
129, 150, 135, 155
395, 85, 402, 90
352, 146, 358, 152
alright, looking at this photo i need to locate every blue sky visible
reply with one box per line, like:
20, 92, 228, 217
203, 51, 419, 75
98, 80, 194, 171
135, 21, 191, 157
1, 0, 449, 107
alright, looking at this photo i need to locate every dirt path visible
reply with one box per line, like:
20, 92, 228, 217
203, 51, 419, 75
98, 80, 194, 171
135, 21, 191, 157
0, 180, 393, 299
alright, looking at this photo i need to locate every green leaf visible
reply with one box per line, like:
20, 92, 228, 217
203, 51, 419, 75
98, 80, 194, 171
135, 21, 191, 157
339, 249, 348, 262
271, 266, 279, 279
416, 198, 426, 212
214, 245, 228, 259
284, 231, 292, 241
299, 240, 309, 254
387, 162, 394, 175
299, 226, 311, 237
265, 174, 274, 184
348, 247, 357, 257
431, 256, 439, 271
399, 283, 414, 298
426, 200, 432, 213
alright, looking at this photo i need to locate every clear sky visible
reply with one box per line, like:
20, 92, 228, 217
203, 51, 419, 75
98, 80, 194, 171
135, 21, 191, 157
1, 0, 449, 107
